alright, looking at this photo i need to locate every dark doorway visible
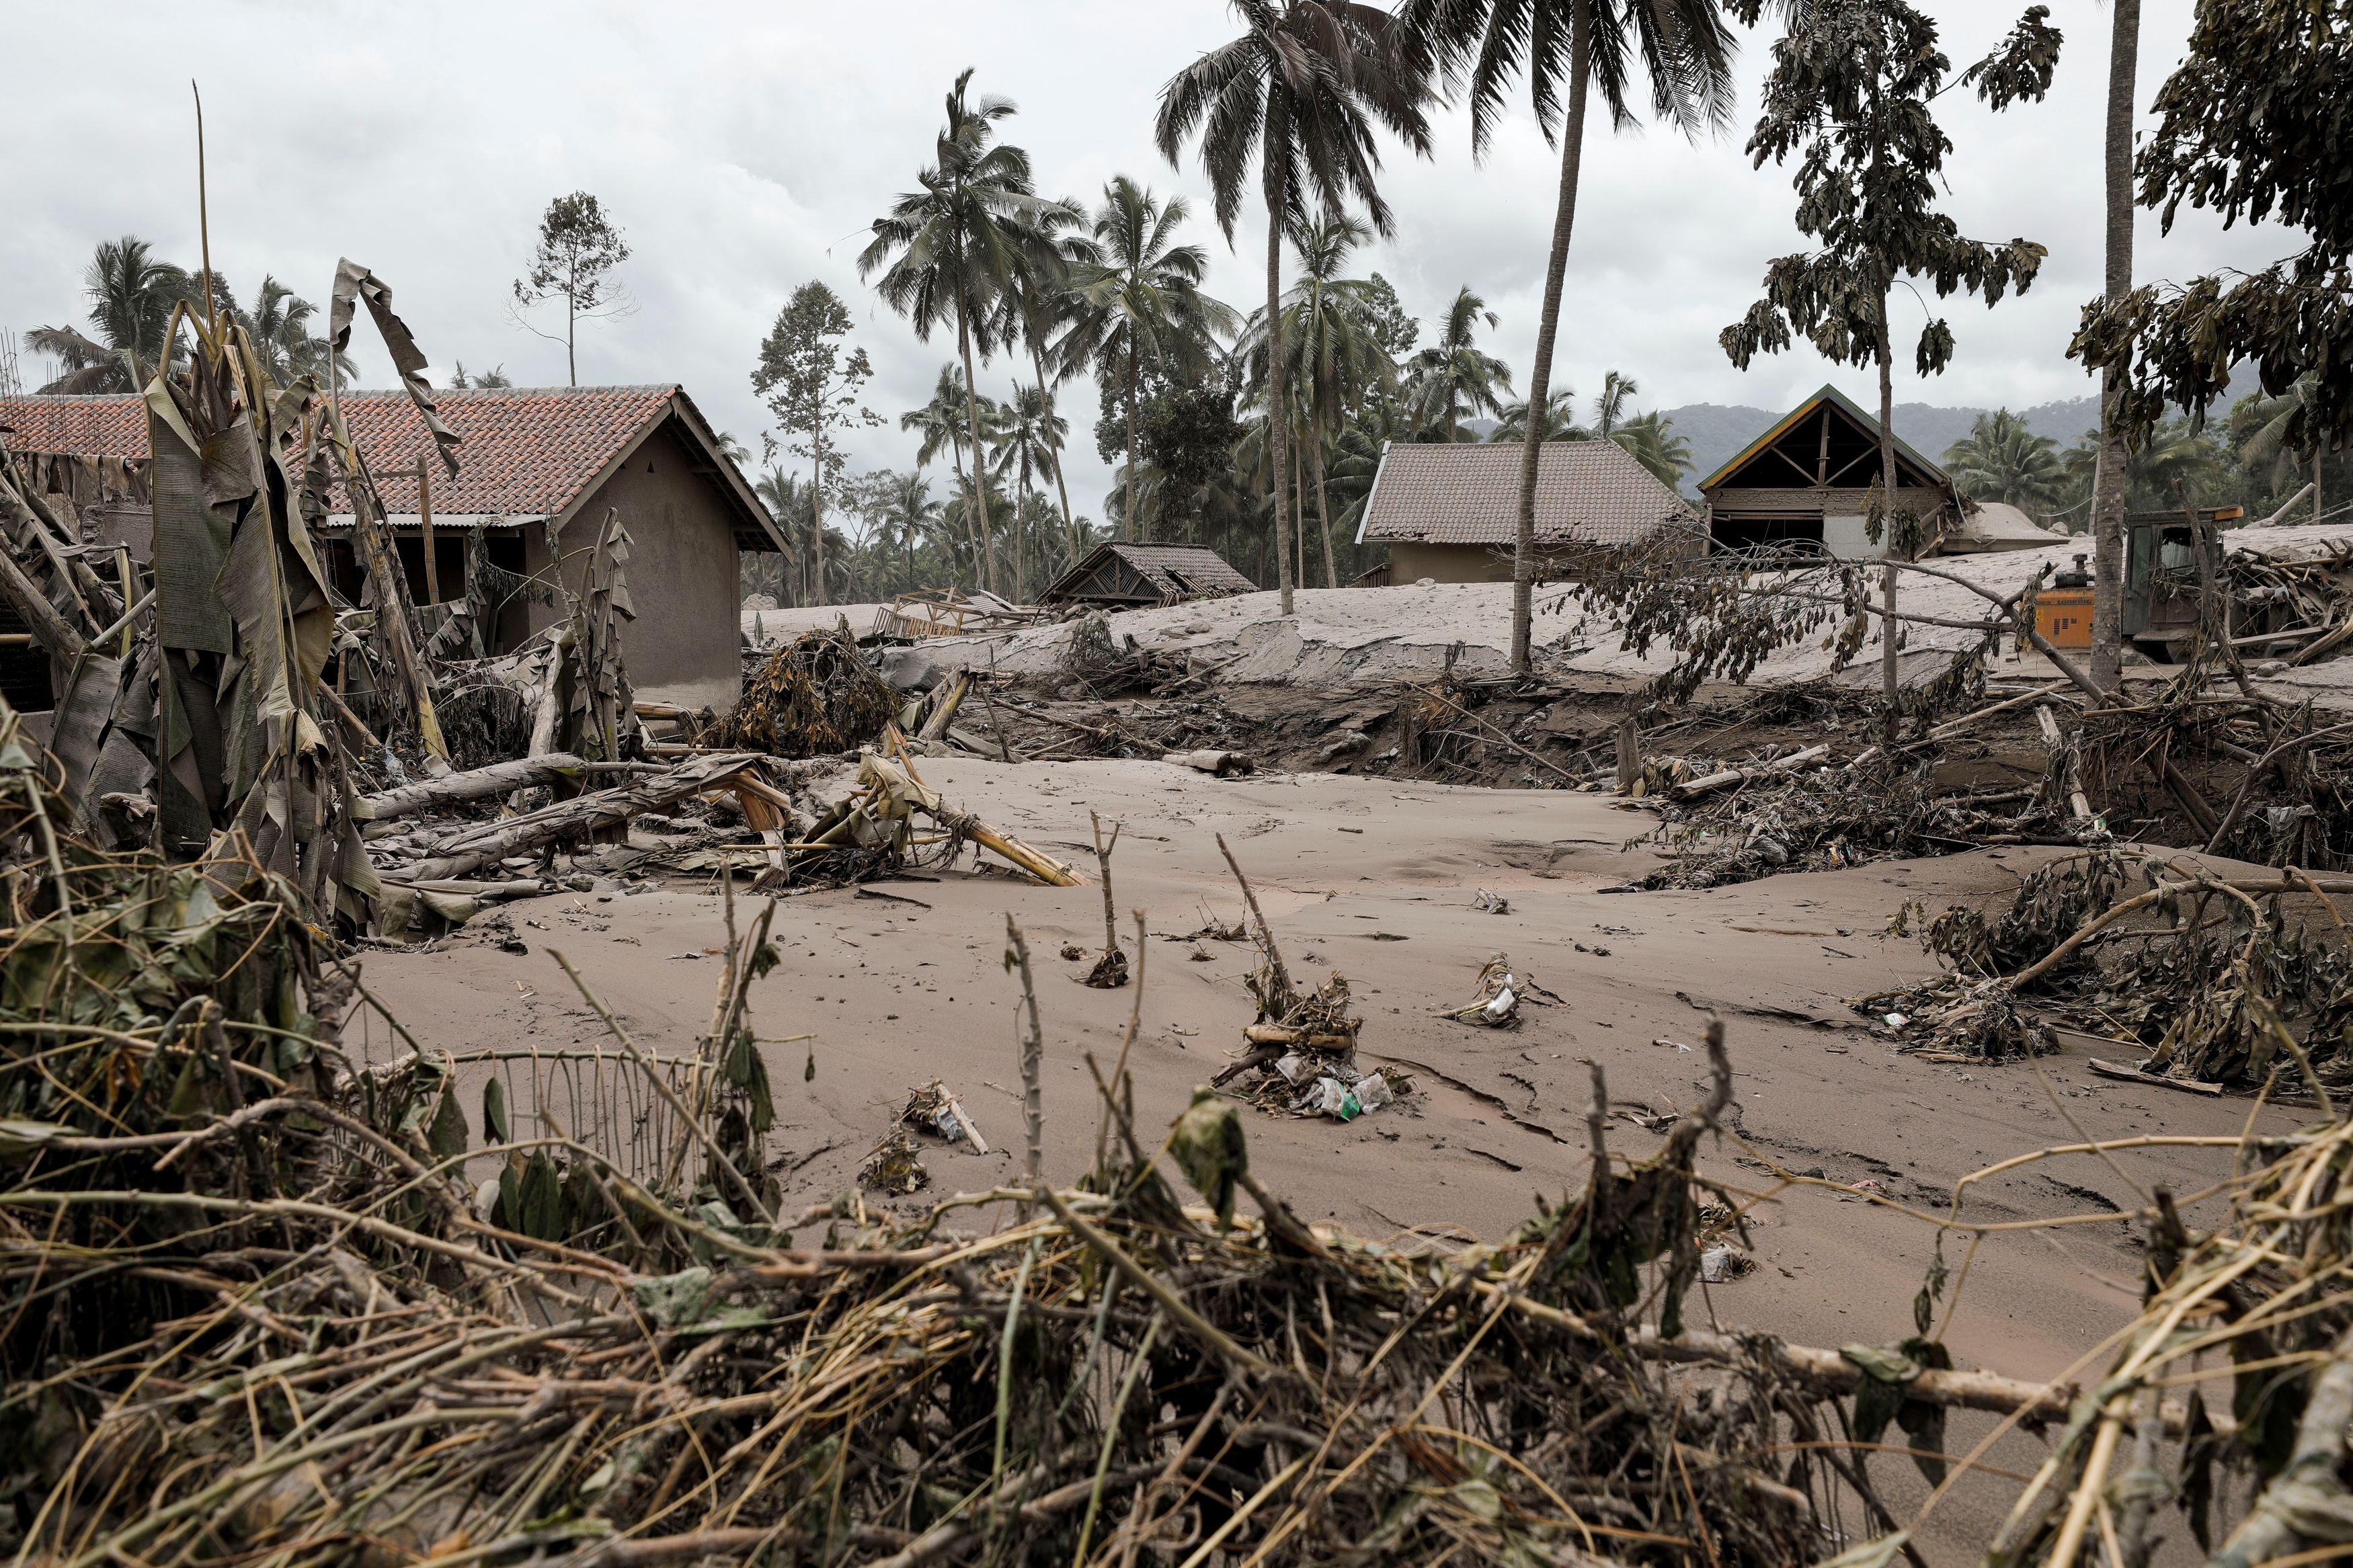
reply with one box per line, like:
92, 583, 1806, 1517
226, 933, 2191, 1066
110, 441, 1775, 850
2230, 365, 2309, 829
1710, 515, 1825, 553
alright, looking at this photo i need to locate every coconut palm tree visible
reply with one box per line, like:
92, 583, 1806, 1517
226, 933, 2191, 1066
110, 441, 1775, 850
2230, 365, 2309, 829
1611, 409, 1693, 489
1236, 216, 1399, 586
1067, 177, 1238, 544
1406, 287, 1513, 442
448, 362, 514, 388
754, 467, 815, 605
2088, 0, 2143, 686
991, 383, 1068, 599
1487, 395, 1588, 445
1156, 0, 1436, 616
902, 365, 1000, 580
1412, 0, 1739, 671
1325, 397, 1417, 538
2241, 377, 2326, 526
2063, 420, 2229, 515
237, 276, 357, 386
30, 236, 196, 393
875, 472, 945, 592
861, 69, 1066, 596
992, 199, 1096, 562
1944, 410, 2067, 513
1591, 369, 1639, 437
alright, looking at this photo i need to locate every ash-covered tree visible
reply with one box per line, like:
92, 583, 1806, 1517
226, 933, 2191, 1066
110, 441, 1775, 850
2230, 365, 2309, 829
1066, 177, 1236, 545
1721, 0, 2059, 739
510, 192, 633, 386
2073, 0, 2353, 531
2083, 0, 2141, 688
30, 236, 195, 393
1156, 0, 1437, 618
1411, 0, 1740, 674
1144, 374, 1248, 544
753, 281, 883, 609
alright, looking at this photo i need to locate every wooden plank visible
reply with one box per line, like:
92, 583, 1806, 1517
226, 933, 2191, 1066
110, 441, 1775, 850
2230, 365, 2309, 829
2087, 1057, 2223, 1097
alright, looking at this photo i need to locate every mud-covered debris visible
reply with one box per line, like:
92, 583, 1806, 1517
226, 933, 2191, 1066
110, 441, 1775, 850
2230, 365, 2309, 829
900, 1080, 988, 1152
1866, 847, 2353, 1080
859, 1127, 931, 1193
1443, 952, 1562, 1029
1163, 748, 1254, 776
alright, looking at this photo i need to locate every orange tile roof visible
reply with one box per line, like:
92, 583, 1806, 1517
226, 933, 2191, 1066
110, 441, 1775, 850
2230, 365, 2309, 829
1, 384, 683, 522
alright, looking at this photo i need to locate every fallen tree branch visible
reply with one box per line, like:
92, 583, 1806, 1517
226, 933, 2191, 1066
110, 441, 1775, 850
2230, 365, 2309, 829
356, 753, 657, 820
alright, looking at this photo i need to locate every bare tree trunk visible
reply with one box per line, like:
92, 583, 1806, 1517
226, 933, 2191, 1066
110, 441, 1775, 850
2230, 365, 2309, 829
809, 430, 830, 608
2090, 0, 2141, 690
1313, 439, 1338, 589
947, 436, 979, 592
1014, 444, 1029, 603
566, 292, 577, 388
1509, 6, 1591, 673
1124, 350, 1142, 543
1263, 169, 1293, 617
1293, 441, 1307, 590
1031, 342, 1081, 567
1876, 315, 1901, 743
957, 306, 997, 596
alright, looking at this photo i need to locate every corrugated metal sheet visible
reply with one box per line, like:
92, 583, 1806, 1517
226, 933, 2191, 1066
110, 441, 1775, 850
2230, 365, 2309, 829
1354, 441, 1697, 547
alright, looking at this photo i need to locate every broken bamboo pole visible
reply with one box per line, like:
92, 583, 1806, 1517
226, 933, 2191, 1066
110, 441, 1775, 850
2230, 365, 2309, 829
916, 671, 972, 741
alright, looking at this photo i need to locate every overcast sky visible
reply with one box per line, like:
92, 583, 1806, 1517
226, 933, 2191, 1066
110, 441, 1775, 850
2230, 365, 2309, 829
0, 0, 2296, 522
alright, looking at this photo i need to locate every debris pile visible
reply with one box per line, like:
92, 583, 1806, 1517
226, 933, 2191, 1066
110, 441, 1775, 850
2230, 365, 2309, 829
1868, 848, 2353, 1081
901, 1077, 988, 1151
1634, 751, 2069, 891
14, 692, 2353, 1566
1441, 951, 1562, 1028
1201, 835, 1410, 1120
859, 1126, 932, 1192
707, 622, 898, 757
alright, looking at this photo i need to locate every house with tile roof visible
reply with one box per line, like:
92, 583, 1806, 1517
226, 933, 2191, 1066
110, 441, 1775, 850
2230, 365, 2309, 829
0, 384, 787, 710
1696, 384, 1963, 557
1352, 440, 1702, 583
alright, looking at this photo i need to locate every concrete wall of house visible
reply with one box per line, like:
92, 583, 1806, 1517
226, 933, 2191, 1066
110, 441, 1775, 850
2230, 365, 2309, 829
521, 420, 746, 712
1382, 539, 1681, 584
1387, 542, 1521, 583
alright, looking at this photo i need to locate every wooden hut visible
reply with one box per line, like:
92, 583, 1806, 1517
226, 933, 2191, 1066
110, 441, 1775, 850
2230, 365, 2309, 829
1039, 542, 1256, 610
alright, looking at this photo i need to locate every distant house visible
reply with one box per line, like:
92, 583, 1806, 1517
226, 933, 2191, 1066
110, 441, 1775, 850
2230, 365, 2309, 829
1351, 440, 1702, 583
0, 384, 787, 710
1039, 542, 1257, 609
1700, 384, 1979, 557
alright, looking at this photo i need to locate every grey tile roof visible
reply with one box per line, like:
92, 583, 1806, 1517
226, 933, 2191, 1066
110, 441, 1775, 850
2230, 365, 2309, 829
1355, 440, 1698, 547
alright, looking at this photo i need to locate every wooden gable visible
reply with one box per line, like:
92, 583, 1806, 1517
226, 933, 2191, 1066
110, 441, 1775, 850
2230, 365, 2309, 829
1700, 386, 1948, 498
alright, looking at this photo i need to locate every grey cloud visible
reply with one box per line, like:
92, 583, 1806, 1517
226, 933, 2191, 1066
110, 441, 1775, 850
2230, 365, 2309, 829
1, 0, 2303, 521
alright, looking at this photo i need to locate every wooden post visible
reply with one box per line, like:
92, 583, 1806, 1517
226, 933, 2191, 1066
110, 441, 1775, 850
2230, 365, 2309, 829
1615, 716, 1640, 795
416, 457, 440, 604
